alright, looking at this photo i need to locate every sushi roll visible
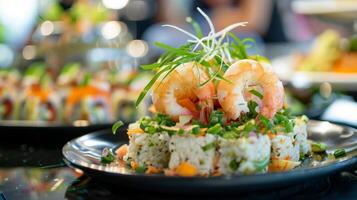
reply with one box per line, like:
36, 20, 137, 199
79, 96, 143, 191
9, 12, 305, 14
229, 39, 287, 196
124, 122, 171, 169
57, 63, 81, 87
271, 134, 300, 162
293, 116, 310, 155
111, 89, 147, 123
169, 134, 217, 175
19, 86, 61, 121
64, 86, 113, 123
218, 135, 271, 175
0, 88, 18, 120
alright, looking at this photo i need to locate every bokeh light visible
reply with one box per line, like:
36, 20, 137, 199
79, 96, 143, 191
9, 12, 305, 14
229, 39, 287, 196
126, 40, 148, 58
22, 45, 36, 60
102, 0, 129, 10
101, 21, 122, 40
40, 20, 54, 36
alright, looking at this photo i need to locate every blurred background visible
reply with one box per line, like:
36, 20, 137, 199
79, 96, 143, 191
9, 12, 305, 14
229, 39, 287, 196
0, 0, 357, 127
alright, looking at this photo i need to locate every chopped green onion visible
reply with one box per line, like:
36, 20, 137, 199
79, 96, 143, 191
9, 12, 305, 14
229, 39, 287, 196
112, 121, 124, 135
145, 126, 157, 134
222, 131, 238, 139
191, 125, 200, 135
229, 160, 239, 171
178, 128, 185, 135
202, 142, 216, 151
209, 110, 224, 125
207, 124, 222, 135
311, 142, 327, 153
333, 148, 346, 158
101, 147, 115, 164
249, 89, 263, 99
135, 165, 147, 173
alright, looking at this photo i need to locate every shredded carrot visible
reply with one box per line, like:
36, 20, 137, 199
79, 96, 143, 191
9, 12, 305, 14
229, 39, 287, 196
267, 132, 276, 139
175, 161, 198, 177
116, 144, 128, 159
284, 155, 291, 161
146, 166, 161, 174
27, 85, 50, 102
127, 128, 144, 136
198, 128, 208, 136
130, 161, 138, 169
164, 169, 176, 176
66, 86, 109, 105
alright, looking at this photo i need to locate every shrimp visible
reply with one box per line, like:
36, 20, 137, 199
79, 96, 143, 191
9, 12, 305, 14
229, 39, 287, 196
217, 59, 284, 119
152, 62, 215, 121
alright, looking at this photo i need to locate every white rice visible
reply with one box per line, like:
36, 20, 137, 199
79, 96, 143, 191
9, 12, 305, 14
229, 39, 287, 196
293, 117, 310, 155
218, 135, 271, 175
124, 124, 171, 168
271, 134, 300, 162
169, 134, 217, 175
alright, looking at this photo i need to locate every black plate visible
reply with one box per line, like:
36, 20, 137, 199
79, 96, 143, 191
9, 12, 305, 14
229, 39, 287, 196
62, 120, 357, 193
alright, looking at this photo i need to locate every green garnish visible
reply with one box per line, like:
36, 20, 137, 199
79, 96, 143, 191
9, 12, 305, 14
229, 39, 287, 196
253, 156, 270, 171
311, 142, 327, 153
222, 131, 239, 139
191, 125, 200, 135
135, 165, 147, 173
79, 72, 92, 86
229, 160, 239, 171
209, 110, 224, 125
112, 121, 124, 135
101, 147, 115, 164
202, 142, 216, 151
207, 123, 223, 135
273, 110, 294, 133
154, 113, 176, 126
333, 148, 346, 158
249, 89, 263, 99
178, 128, 185, 135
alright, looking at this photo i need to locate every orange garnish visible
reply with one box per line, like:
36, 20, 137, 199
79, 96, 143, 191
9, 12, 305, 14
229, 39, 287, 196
130, 161, 138, 169
175, 162, 198, 177
146, 166, 161, 174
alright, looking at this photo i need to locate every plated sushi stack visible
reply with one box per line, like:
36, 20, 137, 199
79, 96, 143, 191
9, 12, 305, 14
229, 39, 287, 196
122, 99, 310, 176
115, 9, 312, 176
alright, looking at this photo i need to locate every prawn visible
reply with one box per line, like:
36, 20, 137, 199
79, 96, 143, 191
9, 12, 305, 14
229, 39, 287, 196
152, 62, 215, 122
217, 59, 284, 119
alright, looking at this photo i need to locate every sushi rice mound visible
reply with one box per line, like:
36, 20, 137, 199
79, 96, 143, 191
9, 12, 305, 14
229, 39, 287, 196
120, 112, 311, 176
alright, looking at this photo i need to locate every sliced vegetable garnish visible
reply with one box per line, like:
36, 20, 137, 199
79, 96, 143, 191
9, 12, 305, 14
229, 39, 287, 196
249, 89, 263, 99
135, 165, 147, 173
229, 160, 239, 171
311, 142, 327, 153
207, 123, 223, 135
202, 142, 216, 151
101, 147, 115, 164
333, 148, 346, 158
112, 121, 124, 135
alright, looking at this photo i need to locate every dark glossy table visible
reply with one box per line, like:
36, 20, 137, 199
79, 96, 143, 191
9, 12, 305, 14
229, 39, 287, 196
1, 138, 357, 200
